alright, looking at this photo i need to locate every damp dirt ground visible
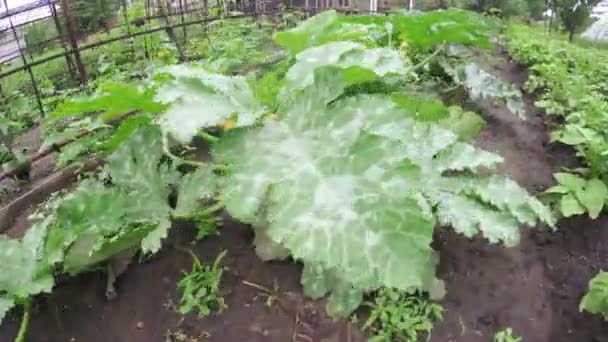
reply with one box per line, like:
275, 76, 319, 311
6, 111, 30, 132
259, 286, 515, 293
1, 51, 608, 342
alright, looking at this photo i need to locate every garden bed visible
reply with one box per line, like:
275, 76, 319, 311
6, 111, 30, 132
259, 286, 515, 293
1, 52, 607, 342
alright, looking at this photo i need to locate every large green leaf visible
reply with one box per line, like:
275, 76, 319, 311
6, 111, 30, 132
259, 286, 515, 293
555, 172, 586, 192
439, 106, 486, 140
275, 9, 492, 52
213, 70, 553, 298
107, 125, 177, 253
0, 296, 14, 323
274, 10, 341, 53
51, 126, 180, 274
46, 181, 130, 265
560, 194, 585, 217
447, 62, 526, 120
214, 72, 435, 290
156, 65, 265, 144
46, 180, 144, 274
577, 178, 608, 219
580, 272, 608, 320
0, 223, 54, 303
392, 94, 485, 139
48, 125, 218, 275
283, 41, 406, 95
343, 9, 493, 49
52, 82, 164, 121
174, 165, 218, 218
301, 264, 366, 318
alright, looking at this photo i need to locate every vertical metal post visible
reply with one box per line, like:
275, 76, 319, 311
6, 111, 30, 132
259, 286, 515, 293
156, 0, 186, 61
178, 0, 187, 41
49, 0, 76, 80
61, 0, 87, 85
3, 0, 45, 118
143, 0, 151, 59
121, 0, 136, 58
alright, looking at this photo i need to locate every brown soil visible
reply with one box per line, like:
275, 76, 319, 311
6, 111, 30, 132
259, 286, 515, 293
431, 51, 608, 341
0, 218, 365, 342
1, 51, 608, 342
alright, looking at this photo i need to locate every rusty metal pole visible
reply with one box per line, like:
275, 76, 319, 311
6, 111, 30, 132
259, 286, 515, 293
60, 0, 87, 85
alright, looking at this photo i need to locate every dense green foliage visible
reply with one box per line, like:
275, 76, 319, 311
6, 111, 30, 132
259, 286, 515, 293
71, 0, 122, 33
0, 9, 559, 340
506, 20, 608, 325
506, 23, 608, 219
421, 0, 547, 18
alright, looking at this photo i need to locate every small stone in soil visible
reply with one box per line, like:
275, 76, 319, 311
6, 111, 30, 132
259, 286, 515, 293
136, 321, 145, 330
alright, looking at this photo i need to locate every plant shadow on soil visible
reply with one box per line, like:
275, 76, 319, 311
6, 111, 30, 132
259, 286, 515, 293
2, 51, 608, 342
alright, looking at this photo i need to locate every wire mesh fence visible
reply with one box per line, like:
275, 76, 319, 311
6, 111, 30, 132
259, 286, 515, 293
0, 0, 371, 119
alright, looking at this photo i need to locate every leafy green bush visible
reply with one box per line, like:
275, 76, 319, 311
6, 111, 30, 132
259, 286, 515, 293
0, 11, 555, 338
506, 23, 608, 219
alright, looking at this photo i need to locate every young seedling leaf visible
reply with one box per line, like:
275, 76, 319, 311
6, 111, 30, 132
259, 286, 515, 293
580, 271, 608, 320
560, 194, 585, 217
577, 178, 608, 219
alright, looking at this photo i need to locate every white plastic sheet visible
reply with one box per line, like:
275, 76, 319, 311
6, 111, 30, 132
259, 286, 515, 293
582, 15, 608, 42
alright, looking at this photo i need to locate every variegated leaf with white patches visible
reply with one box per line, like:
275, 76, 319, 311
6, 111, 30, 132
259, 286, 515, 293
156, 65, 265, 143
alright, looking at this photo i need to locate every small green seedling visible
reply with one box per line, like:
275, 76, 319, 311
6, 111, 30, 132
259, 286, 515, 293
494, 327, 522, 342
192, 211, 221, 241
363, 288, 443, 342
177, 250, 227, 318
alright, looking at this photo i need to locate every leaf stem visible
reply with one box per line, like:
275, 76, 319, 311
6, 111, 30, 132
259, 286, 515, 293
198, 131, 220, 144
212, 164, 229, 172
15, 299, 31, 342
201, 202, 224, 215
162, 132, 206, 168
409, 42, 446, 72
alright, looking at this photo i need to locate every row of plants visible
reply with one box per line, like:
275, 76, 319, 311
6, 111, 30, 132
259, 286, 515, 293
504, 22, 608, 321
0, 9, 556, 341
0, 13, 291, 180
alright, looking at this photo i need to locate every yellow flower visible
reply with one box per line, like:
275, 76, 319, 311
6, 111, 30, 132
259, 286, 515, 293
221, 119, 235, 129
